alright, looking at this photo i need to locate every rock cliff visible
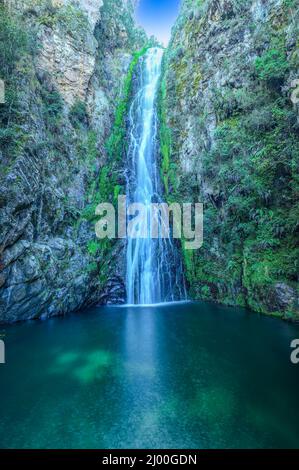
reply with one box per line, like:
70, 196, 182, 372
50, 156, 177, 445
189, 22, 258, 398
1, 0, 298, 323
0, 0, 146, 322
161, 0, 299, 319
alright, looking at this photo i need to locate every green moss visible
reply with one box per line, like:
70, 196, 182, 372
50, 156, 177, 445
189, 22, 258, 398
0, 4, 35, 157
41, 88, 64, 130
106, 45, 150, 163
38, 3, 90, 40
87, 240, 100, 256
158, 73, 173, 196
79, 46, 151, 280
160, 3, 299, 318
69, 100, 88, 127
86, 262, 98, 273
82, 44, 150, 220
182, 244, 195, 285
255, 39, 289, 86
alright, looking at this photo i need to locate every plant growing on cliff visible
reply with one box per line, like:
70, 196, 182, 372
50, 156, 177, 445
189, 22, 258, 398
81, 45, 151, 223
160, 1, 299, 318
157, 59, 181, 199
69, 100, 88, 128
255, 41, 289, 88
158, 76, 171, 194
0, 5, 35, 157
41, 88, 64, 128
79, 46, 151, 279
38, 3, 90, 40
105, 46, 150, 163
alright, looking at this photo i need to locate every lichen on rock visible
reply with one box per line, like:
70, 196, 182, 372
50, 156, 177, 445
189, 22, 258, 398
161, 0, 299, 320
0, 0, 147, 323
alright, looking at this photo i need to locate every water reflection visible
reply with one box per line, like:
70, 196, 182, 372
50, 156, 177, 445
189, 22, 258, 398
0, 302, 299, 448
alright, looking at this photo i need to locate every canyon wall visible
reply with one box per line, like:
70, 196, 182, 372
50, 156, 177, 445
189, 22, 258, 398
1, 0, 298, 323
0, 0, 146, 322
162, 0, 299, 319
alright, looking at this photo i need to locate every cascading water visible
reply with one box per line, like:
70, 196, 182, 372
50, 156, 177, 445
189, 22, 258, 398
126, 47, 186, 305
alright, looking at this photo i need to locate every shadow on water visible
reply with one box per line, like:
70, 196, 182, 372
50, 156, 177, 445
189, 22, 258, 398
0, 301, 299, 448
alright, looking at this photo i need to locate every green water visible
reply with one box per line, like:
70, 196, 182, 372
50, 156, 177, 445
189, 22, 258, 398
0, 301, 299, 449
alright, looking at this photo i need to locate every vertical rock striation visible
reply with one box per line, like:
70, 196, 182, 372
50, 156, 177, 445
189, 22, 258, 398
162, 0, 299, 319
0, 0, 146, 323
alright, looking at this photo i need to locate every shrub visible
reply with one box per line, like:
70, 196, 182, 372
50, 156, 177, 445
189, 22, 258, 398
69, 100, 88, 127
106, 45, 150, 162
255, 45, 289, 87
0, 5, 34, 156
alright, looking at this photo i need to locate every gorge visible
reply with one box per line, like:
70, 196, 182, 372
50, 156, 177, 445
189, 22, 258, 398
0, 0, 298, 321
0, 0, 298, 322
0, 0, 299, 451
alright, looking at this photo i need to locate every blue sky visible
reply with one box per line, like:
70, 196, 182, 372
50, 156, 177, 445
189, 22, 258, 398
136, 0, 181, 45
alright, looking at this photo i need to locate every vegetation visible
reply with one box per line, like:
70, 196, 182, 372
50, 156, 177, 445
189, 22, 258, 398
106, 45, 151, 163
83, 44, 150, 222
79, 46, 151, 285
69, 100, 88, 128
255, 40, 289, 87
1, 0, 298, 319
158, 58, 180, 199
158, 74, 171, 194
161, 0, 299, 318
38, 3, 90, 40
0, 5, 35, 158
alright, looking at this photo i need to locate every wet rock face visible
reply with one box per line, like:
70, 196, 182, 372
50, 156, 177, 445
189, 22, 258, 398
1, 237, 94, 323
0, 0, 146, 323
163, 0, 299, 319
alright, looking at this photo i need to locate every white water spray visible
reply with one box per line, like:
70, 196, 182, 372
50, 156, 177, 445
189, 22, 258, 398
126, 48, 186, 305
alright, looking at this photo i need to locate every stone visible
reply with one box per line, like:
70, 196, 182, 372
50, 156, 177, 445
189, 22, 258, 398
0, 0, 146, 323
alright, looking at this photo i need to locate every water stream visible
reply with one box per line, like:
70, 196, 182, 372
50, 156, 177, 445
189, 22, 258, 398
126, 48, 186, 305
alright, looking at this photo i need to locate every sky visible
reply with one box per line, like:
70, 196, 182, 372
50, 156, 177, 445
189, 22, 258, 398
136, 0, 181, 46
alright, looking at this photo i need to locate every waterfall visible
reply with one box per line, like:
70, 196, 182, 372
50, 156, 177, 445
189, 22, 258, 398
126, 48, 186, 305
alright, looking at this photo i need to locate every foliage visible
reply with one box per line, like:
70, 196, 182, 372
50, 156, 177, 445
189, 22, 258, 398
38, 3, 90, 40
57, 4, 89, 36
255, 41, 289, 87
106, 45, 150, 163
41, 88, 64, 129
158, 57, 180, 199
162, 4, 299, 318
81, 45, 151, 220
75, 130, 98, 175
69, 100, 88, 127
79, 46, 151, 280
0, 5, 34, 156
158, 76, 171, 193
